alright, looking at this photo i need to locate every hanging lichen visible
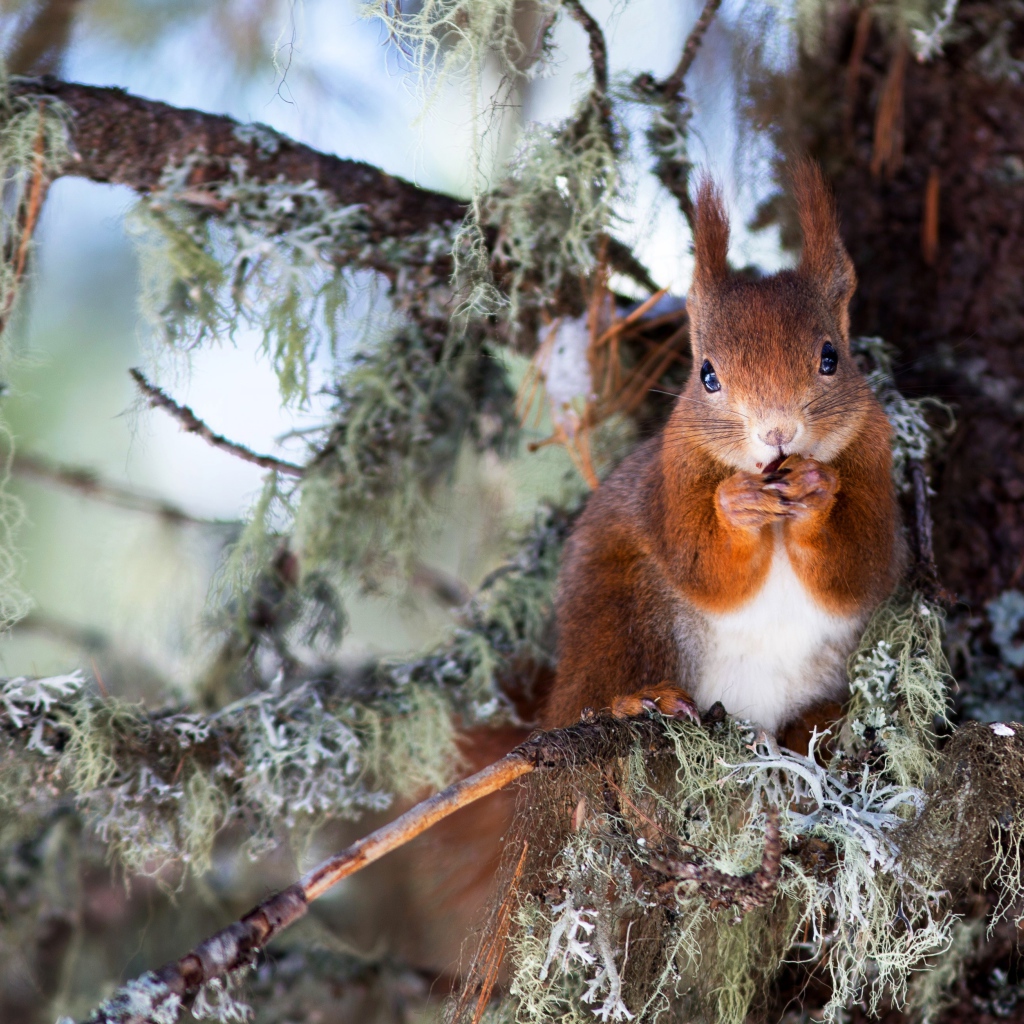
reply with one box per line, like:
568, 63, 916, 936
482, 97, 624, 327
363, 0, 557, 97
128, 155, 458, 404
293, 320, 517, 588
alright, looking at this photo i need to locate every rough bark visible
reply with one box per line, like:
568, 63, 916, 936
10, 76, 468, 242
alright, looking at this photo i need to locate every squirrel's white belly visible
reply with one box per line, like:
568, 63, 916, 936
692, 540, 863, 735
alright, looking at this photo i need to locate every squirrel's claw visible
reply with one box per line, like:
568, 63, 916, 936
611, 684, 700, 724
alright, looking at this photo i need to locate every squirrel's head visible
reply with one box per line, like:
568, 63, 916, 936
679, 161, 871, 474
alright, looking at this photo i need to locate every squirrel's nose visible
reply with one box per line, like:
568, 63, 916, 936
759, 426, 795, 448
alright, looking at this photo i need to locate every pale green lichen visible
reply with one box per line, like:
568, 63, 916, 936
481, 97, 623, 326
362, 0, 557, 99
190, 967, 256, 1023
128, 158, 370, 404
853, 335, 955, 490
292, 322, 516, 589
74, 971, 183, 1024
56, 676, 459, 878
909, 916, 984, 1022
0, 510, 566, 880
844, 593, 951, 786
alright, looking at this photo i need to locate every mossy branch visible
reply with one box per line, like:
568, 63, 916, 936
130, 368, 306, 477
632, 0, 724, 231
9, 77, 467, 241
70, 715, 690, 1024
74, 753, 530, 1024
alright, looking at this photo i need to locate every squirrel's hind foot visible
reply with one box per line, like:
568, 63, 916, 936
610, 683, 700, 724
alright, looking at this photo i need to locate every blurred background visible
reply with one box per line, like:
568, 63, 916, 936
0, 0, 779, 694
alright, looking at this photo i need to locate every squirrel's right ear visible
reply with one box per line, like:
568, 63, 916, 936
689, 176, 730, 325
793, 160, 857, 338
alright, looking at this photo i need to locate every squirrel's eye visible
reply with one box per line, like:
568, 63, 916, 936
819, 341, 838, 376
700, 360, 721, 393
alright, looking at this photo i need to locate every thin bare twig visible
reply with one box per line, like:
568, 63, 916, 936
129, 368, 305, 478
9, 448, 231, 526
562, 0, 608, 98
660, 0, 724, 98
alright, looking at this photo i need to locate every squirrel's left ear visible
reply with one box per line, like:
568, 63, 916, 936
793, 160, 856, 339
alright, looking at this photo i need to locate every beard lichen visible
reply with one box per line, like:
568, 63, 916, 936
482, 97, 624, 328
363, 0, 557, 98
129, 156, 381, 404
293, 320, 517, 590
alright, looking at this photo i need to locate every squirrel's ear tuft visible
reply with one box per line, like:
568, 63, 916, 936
692, 175, 730, 293
793, 160, 857, 337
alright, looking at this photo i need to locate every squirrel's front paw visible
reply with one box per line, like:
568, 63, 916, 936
716, 471, 789, 530
610, 683, 700, 724
763, 455, 838, 519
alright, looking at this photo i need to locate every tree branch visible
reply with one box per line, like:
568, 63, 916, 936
6, 0, 85, 75
73, 715, 692, 1024
562, 0, 609, 99
660, 0, 724, 98
9, 447, 230, 526
6, 77, 665, 299
631, 0, 724, 233
130, 368, 306, 478
9, 77, 468, 242
77, 753, 534, 1024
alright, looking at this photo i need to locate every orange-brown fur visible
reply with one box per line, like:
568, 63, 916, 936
544, 163, 903, 733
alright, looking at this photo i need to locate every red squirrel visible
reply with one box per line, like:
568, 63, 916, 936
543, 162, 903, 738
387, 164, 903, 977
